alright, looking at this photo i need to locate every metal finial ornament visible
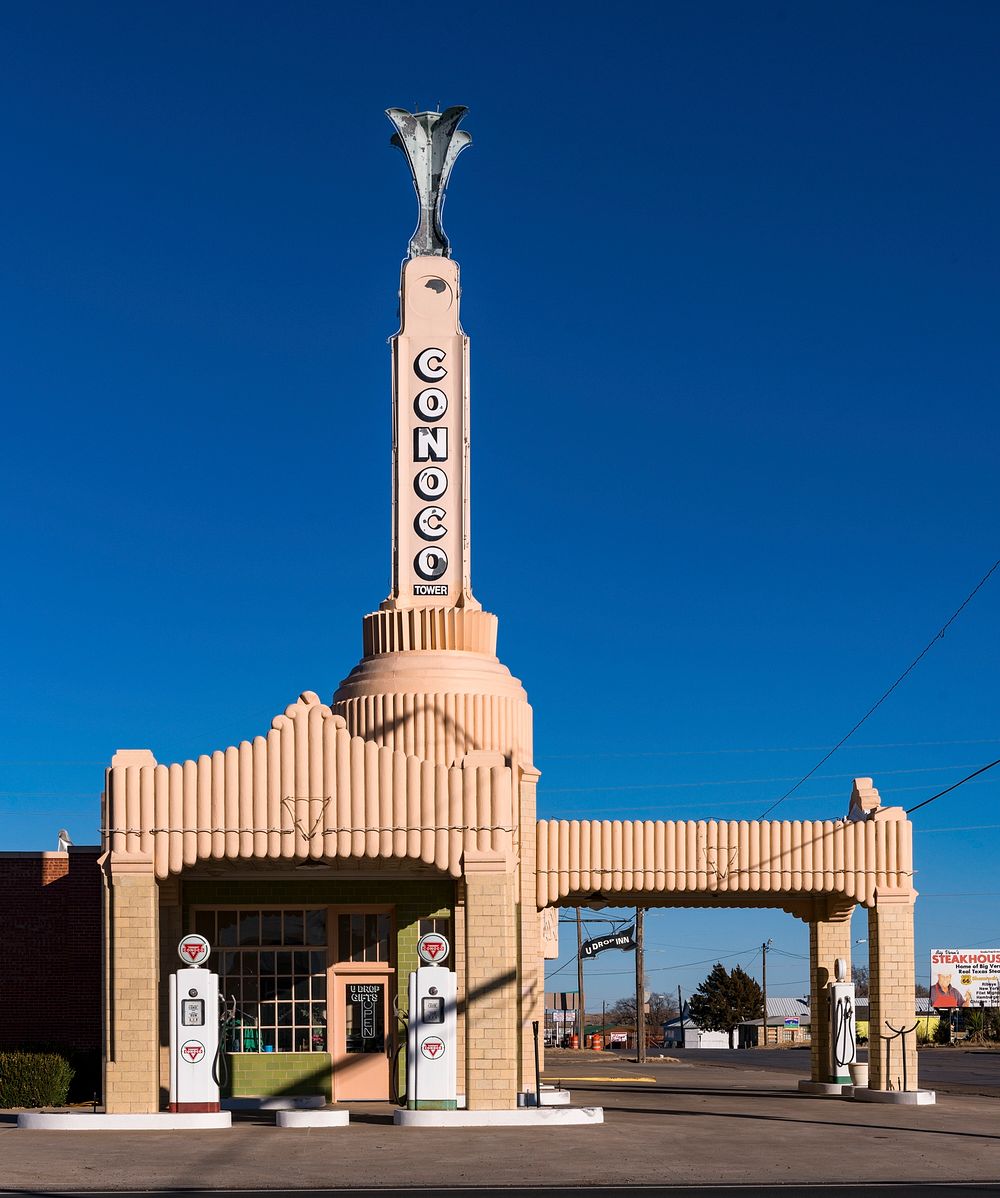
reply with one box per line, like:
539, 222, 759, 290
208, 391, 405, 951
386, 106, 471, 258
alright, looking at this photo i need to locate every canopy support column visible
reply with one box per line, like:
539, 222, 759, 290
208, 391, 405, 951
463, 850, 519, 1110
868, 891, 918, 1091
808, 902, 854, 1082
103, 859, 160, 1113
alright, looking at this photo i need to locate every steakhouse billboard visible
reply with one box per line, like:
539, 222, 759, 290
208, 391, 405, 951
929, 949, 1000, 1009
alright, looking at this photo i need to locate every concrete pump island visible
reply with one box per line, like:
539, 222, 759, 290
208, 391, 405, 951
12, 105, 933, 1135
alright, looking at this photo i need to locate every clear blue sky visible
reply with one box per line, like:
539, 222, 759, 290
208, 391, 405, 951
2, 1, 998, 1007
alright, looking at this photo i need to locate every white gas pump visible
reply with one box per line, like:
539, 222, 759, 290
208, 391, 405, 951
169, 934, 221, 1113
406, 932, 457, 1110
829, 956, 857, 1085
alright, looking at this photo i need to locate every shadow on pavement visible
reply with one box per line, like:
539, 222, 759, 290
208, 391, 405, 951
604, 1103, 1000, 1141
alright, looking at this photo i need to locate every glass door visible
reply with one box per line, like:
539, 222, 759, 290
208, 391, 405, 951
334, 975, 390, 1100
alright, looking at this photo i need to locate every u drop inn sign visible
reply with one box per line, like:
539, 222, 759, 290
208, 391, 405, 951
581, 926, 637, 960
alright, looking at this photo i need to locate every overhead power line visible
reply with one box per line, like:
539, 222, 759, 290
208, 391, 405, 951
544, 944, 760, 983
906, 757, 1000, 815
546, 761, 979, 797
539, 736, 1000, 762
759, 556, 1000, 820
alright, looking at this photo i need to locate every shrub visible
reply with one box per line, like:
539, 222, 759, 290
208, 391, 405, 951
933, 1017, 951, 1045
0, 1052, 74, 1109
964, 1010, 986, 1042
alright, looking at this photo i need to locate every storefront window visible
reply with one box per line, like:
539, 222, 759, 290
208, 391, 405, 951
418, 916, 450, 941
337, 913, 391, 963
193, 908, 327, 1053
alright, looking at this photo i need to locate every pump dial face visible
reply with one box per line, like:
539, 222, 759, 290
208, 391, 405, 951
182, 999, 205, 1026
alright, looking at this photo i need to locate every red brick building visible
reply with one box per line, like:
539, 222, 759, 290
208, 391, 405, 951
0, 849, 102, 1063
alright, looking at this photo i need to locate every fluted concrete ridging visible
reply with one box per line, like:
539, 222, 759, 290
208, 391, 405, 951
536, 812, 914, 910
103, 692, 514, 880
333, 689, 532, 768
363, 606, 498, 656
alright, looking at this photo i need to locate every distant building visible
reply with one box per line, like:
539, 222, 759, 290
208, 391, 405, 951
544, 991, 580, 1046
738, 997, 811, 1047
661, 1003, 732, 1049
661, 997, 812, 1049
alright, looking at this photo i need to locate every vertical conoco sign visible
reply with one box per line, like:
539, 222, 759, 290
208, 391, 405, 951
390, 257, 471, 607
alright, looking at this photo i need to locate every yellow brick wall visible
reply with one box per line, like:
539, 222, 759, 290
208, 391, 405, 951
157, 890, 181, 1108
464, 863, 518, 1110
453, 884, 467, 1087
104, 870, 160, 1113
868, 894, 918, 1091
517, 769, 544, 1091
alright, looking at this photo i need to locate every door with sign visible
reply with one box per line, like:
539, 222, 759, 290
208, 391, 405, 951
333, 976, 390, 1100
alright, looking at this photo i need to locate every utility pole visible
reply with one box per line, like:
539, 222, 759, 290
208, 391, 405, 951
677, 984, 684, 1045
635, 907, 646, 1062
761, 938, 773, 1048
576, 907, 586, 1049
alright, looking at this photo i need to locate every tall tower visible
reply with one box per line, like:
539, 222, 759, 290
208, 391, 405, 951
333, 108, 533, 771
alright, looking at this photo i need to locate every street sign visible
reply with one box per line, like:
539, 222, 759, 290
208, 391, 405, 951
580, 927, 636, 960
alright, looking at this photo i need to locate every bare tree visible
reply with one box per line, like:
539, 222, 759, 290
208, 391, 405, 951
607, 990, 678, 1030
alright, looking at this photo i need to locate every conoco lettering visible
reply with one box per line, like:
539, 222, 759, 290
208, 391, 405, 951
414, 426, 448, 462
414, 467, 448, 501
414, 348, 447, 381
414, 388, 448, 421
415, 506, 447, 541
415, 547, 448, 580
410, 348, 453, 594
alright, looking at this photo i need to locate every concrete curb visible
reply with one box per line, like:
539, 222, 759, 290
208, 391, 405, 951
797, 1080, 854, 1097
275, 1109, 350, 1127
394, 1105, 603, 1127
853, 1087, 937, 1105
17, 1112, 233, 1130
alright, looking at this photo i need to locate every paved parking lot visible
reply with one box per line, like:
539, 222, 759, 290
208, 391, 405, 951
642, 1045, 1000, 1097
2, 1054, 998, 1191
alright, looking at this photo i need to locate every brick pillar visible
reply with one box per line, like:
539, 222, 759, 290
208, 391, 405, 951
158, 879, 182, 1108
453, 882, 467, 1090
104, 864, 160, 1113
808, 904, 854, 1082
517, 767, 544, 1091
868, 892, 918, 1091
463, 850, 519, 1110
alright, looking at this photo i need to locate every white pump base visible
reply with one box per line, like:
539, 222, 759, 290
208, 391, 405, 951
394, 1105, 604, 1127
17, 1112, 232, 1130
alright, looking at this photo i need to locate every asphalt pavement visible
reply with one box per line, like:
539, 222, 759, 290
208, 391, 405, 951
4, 1053, 1000, 1191
3, 1188, 998, 1198
633, 1045, 1000, 1095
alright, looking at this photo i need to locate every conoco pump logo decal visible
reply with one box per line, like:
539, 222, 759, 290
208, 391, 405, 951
180, 1040, 206, 1063
177, 934, 211, 965
420, 1036, 445, 1059
417, 932, 450, 964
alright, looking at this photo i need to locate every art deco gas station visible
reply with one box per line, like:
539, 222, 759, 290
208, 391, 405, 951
92, 107, 927, 1121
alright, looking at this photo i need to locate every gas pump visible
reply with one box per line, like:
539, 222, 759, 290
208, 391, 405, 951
829, 956, 857, 1086
406, 932, 457, 1110
168, 933, 221, 1113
